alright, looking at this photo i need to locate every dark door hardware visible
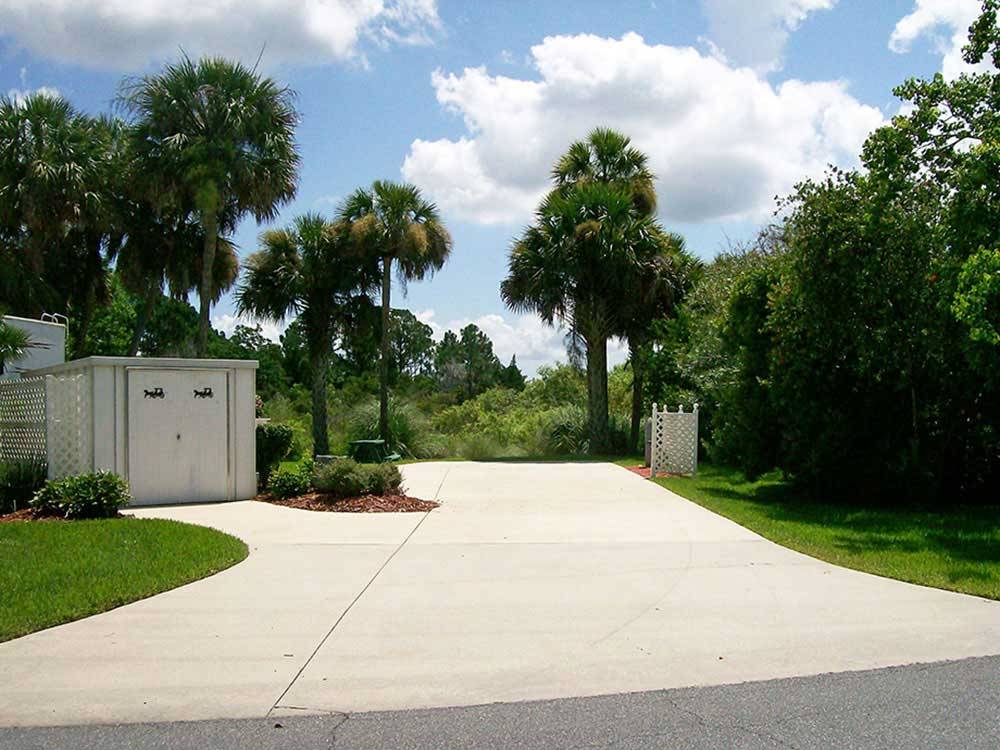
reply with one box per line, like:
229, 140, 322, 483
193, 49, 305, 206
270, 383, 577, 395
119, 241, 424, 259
144, 387, 165, 399
193, 387, 214, 399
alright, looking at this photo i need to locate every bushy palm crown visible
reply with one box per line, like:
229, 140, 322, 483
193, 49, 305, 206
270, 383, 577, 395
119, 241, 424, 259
236, 213, 378, 351
503, 129, 668, 341
120, 55, 299, 225
552, 127, 657, 217
339, 180, 451, 278
0, 93, 118, 313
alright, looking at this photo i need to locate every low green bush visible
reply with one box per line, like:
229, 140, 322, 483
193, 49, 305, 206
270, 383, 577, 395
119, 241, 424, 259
268, 459, 314, 499
31, 471, 131, 519
367, 463, 403, 495
256, 423, 294, 487
313, 459, 403, 498
313, 458, 368, 497
0, 459, 47, 513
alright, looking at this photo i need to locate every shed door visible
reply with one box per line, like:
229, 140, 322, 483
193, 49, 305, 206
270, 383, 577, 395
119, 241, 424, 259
127, 369, 229, 505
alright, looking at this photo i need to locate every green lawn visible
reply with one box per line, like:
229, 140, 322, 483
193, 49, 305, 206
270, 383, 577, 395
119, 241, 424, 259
655, 464, 1000, 601
0, 518, 248, 642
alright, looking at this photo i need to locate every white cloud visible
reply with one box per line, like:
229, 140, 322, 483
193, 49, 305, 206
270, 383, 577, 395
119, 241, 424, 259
0, 0, 441, 71
415, 309, 628, 376
700, 0, 836, 73
213, 312, 288, 344
889, 0, 988, 80
5, 86, 60, 106
402, 32, 884, 226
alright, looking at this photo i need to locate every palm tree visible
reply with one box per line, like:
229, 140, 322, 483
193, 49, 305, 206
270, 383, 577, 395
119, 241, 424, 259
121, 55, 300, 357
236, 214, 378, 455
0, 315, 32, 373
503, 180, 667, 452
0, 93, 116, 321
338, 181, 452, 443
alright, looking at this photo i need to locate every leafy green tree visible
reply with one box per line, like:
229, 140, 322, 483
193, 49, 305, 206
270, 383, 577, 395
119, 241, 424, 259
498, 355, 526, 391
504, 128, 674, 452
434, 330, 464, 393
389, 309, 436, 380
122, 55, 300, 357
236, 214, 377, 455
339, 181, 452, 441
458, 324, 503, 400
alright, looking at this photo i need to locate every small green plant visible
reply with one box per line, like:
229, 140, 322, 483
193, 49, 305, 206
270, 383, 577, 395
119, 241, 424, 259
0, 460, 47, 513
313, 459, 403, 498
31, 471, 131, 519
268, 459, 314, 499
256, 423, 294, 487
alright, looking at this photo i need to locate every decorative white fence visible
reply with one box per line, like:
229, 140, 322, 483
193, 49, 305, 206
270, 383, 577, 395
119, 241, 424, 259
0, 376, 46, 463
45, 371, 91, 479
0, 370, 91, 479
650, 402, 699, 476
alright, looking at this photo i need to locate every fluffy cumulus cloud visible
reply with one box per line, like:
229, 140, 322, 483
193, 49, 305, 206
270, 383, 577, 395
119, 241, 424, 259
402, 32, 884, 227
0, 0, 440, 70
416, 309, 628, 376
889, 0, 988, 80
700, 0, 837, 73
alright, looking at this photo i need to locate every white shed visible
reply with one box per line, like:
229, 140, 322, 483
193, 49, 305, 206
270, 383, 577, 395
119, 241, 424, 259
26, 357, 258, 506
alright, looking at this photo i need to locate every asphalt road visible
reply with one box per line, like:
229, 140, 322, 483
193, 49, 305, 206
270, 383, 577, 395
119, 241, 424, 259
4, 655, 998, 749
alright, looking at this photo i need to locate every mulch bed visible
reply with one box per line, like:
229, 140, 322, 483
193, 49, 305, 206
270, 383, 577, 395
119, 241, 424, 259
0, 507, 63, 523
625, 465, 652, 478
259, 492, 439, 513
0, 508, 129, 523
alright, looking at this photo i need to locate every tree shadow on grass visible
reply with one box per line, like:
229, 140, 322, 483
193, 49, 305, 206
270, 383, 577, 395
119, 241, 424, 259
676, 466, 1000, 572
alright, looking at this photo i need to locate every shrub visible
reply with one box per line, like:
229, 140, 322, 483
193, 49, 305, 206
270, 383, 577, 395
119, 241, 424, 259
31, 471, 131, 519
256, 423, 294, 487
268, 459, 314, 499
313, 459, 403, 498
367, 463, 403, 495
313, 458, 368, 497
0, 459, 47, 514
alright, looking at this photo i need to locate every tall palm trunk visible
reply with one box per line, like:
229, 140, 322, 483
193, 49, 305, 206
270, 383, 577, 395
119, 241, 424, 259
310, 344, 330, 456
584, 331, 610, 454
629, 343, 644, 452
129, 284, 158, 356
379, 256, 392, 443
197, 213, 218, 358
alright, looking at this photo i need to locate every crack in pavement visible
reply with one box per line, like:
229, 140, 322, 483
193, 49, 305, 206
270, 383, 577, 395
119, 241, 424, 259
267, 468, 451, 717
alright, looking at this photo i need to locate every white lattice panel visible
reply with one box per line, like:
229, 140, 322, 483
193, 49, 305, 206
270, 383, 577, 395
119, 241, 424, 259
0, 376, 47, 463
650, 403, 699, 476
45, 371, 91, 479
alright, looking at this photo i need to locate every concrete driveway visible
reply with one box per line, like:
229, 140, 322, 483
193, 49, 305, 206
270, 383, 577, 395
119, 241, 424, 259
2, 461, 999, 727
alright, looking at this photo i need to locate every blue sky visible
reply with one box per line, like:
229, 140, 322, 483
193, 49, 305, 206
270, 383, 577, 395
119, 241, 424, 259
0, 0, 983, 374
